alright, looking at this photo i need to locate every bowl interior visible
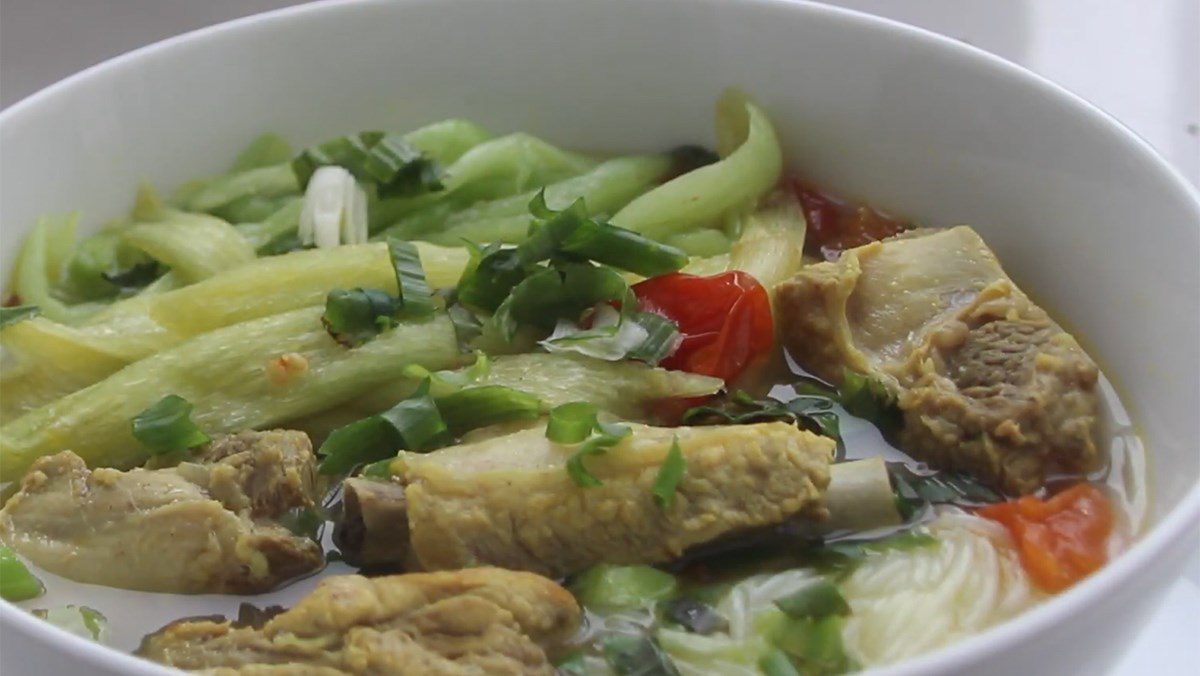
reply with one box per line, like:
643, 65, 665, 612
1, 0, 1197, 673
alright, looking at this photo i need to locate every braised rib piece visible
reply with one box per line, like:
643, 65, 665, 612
336, 421, 834, 576
776, 226, 1100, 493
0, 430, 323, 593
139, 568, 580, 676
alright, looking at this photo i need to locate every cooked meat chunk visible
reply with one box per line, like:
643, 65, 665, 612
0, 430, 323, 593
776, 226, 1100, 493
336, 478, 410, 568
138, 568, 580, 676
337, 422, 834, 577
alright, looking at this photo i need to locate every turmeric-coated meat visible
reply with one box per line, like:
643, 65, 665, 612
138, 568, 580, 676
0, 430, 323, 593
776, 226, 1100, 493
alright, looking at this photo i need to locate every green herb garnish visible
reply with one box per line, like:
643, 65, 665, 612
388, 238, 435, 318
651, 436, 686, 508
0, 546, 44, 602
130, 395, 210, 455
293, 131, 442, 197
566, 422, 632, 488
546, 402, 600, 444
774, 580, 850, 619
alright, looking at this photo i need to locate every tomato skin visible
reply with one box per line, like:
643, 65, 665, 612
791, 180, 908, 259
979, 483, 1114, 593
632, 271, 774, 383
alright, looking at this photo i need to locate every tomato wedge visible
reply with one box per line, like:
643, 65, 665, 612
632, 271, 774, 383
979, 483, 1115, 593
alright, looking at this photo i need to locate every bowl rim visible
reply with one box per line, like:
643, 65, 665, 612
1, 0, 1198, 674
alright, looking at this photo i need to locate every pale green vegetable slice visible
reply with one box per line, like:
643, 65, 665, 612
7, 214, 107, 324
123, 211, 256, 284
611, 90, 782, 239
0, 309, 463, 479
0, 242, 472, 412
389, 154, 670, 244
0, 318, 129, 422
727, 193, 808, 292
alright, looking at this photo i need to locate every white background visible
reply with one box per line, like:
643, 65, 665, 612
1, 0, 1197, 673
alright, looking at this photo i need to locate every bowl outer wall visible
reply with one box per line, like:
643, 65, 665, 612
0, 0, 1197, 674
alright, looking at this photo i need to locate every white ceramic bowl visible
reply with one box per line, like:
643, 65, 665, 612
1, 0, 1198, 674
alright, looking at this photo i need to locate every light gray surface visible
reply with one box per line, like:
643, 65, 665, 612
0, 0, 307, 106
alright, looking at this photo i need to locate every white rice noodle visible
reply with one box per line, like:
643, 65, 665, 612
840, 509, 1042, 667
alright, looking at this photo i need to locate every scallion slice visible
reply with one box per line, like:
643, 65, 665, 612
651, 436, 686, 508
380, 380, 448, 452
521, 191, 688, 276
566, 423, 631, 487
317, 416, 401, 475
759, 649, 801, 676
436, 385, 543, 433
774, 580, 851, 619
321, 287, 401, 347
546, 402, 599, 444
130, 395, 210, 455
626, 312, 682, 365
292, 131, 442, 197
388, 238, 436, 318
0, 546, 44, 602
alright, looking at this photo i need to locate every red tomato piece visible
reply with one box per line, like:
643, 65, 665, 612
632, 271, 774, 383
979, 483, 1115, 593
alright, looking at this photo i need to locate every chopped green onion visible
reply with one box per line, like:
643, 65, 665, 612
0, 305, 40, 329
402, 350, 492, 397
0, 546, 44, 602
317, 416, 401, 475
681, 390, 843, 454
839, 368, 902, 433
573, 564, 678, 610
361, 458, 396, 478
651, 436, 686, 508
31, 606, 107, 642
131, 395, 210, 455
546, 402, 599, 444
292, 131, 442, 197
522, 192, 688, 277
388, 238, 435, 318
769, 615, 856, 675
495, 263, 632, 340
318, 379, 447, 473
774, 580, 850, 619
320, 287, 401, 347
759, 649, 801, 676
603, 635, 681, 676
457, 244, 529, 313
380, 379, 449, 452
447, 302, 484, 350
566, 423, 631, 487
889, 464, 1001, 519
436, 385, 543, 433
626, 312, 681, 365
801, 530, 938, 573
